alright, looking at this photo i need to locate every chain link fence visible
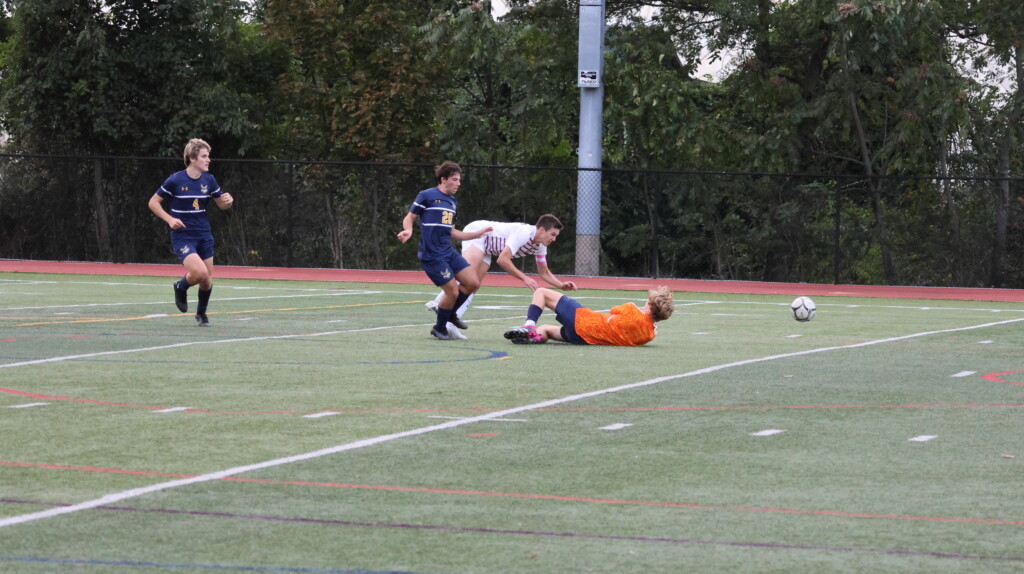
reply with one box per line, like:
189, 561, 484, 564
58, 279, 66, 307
1, 153, 1022, 288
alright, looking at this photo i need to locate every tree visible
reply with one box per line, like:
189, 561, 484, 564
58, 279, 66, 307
262, 0, 448, 268
0, 0, 273, 156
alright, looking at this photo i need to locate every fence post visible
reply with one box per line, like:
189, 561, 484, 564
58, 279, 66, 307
834, 182, 841, 285
93, 158, 112, 261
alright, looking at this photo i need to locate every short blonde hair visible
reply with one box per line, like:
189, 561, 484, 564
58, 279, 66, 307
647, 286, 674, 322
183, 138, 211, 167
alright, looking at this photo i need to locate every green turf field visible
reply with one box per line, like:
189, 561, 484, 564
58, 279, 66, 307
1, 272, 1023, 573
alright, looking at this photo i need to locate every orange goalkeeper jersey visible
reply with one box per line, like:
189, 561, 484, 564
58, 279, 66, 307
574, 303, 656, 346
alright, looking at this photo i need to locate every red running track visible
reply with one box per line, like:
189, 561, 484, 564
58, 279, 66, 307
2, 259, 1023, 302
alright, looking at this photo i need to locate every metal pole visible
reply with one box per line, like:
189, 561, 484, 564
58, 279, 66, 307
576, 0, 604, 276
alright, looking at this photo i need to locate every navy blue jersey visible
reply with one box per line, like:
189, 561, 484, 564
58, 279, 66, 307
409, 186, 458, 261
155, 170, 224, 236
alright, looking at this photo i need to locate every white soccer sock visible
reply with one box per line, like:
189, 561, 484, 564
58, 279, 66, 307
455, 293, 474, 319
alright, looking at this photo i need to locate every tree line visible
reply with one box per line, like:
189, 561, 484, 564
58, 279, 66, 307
0, 1, 1021, 286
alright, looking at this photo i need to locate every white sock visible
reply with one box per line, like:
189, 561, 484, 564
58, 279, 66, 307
431, 291, 443, 306
524, 320, 537, 327
455, 293, 474, 319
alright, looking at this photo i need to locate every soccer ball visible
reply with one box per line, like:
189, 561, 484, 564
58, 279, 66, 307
790, 296, 816, 322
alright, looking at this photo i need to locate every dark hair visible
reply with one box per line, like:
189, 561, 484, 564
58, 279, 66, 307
535, 214, 563, 231
434, 161, 462, 182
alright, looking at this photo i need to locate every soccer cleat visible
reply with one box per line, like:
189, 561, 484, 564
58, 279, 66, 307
195, 312, 210, 327
503, 325, 544, 344
173, 282, 188, 313
446, 322, 468, 340
430, 306, 468, 330
424, 300, 438, 312
429, 326, 452, 340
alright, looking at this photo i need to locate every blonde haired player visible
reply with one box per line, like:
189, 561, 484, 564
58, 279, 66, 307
504, 287, 674, 346
147, 138, 234, 326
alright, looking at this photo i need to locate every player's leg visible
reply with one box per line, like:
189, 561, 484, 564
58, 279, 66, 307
452, 246, 489, 322
537, 324, 562, 341
191, 239, 216, 326
194, 256, 215, 326
524, 287, 563, 326
172, 249, 208, 313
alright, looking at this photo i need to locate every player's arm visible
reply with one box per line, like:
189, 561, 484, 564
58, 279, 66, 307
397, 212, 418, 243
451, 225, 492, 241
536, 262, 577, 291
148, 194, 184, 230
214, 192, 234, 210
496, 247, 538, 290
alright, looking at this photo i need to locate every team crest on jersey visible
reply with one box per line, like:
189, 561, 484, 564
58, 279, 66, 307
201, 184, 209, 195
441, 269, 452, 280
179, 245, 191, 255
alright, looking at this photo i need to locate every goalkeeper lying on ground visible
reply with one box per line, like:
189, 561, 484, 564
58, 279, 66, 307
504, 286, 674, 346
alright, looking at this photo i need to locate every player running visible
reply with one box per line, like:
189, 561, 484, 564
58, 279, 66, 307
425, 215, 578, 331
397, 161, 491, 340
147, 138, 234, 327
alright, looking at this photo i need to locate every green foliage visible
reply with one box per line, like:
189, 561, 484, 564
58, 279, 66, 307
0, 0, 279, 157
263, 0, 444, 162
0, 0, 1021, 285
418, 0, 578, 167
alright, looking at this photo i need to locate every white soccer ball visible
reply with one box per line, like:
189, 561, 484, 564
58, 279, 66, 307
790, 296, 816, 322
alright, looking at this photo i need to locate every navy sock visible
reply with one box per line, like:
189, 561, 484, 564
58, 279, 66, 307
434, 306, 452, 332
176, 275, 192, 291
197, 287, 212, 315
453, 291, 470, 313
526, 304, 543, 323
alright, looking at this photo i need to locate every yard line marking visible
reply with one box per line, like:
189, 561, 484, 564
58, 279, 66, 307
1, 316, 1022, 530
751, 429, 786, 436
14, 300, 425, 327
0, 324, 431, 369
600, 423, 633, 430
909, 435, 938, 442
428, 415, 527, 422
979, 340, 993, 344
303, 412, 341, 419
7, 403, 48, 409
0, 290, 385, 312
951, 371, 976, 378
152, 407, 192, 413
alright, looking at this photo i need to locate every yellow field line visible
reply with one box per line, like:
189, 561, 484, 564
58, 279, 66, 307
12, 300, 427, 327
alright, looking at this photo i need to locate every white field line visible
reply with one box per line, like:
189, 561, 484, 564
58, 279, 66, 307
0, 290, 636, 313
0, 324, 433, 369
1, 316, 1022, 529
4, 278, 1024, 314
0, 290, 386, 311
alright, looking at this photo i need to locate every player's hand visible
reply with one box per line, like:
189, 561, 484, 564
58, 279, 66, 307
561, 281, 578, 291
524, 277, 539, 290
168, 218, 185, 230
217, 193, 234, 209
473, 226, 494, 239
397, 229, 412, 243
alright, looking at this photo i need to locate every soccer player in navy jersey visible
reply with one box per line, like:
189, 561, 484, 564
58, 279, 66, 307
148, 138, 234, 327
425, 214, 578, 330
397, 161, 491, 340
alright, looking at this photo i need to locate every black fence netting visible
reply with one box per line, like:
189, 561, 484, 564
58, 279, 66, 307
1, 154, 1022, 288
